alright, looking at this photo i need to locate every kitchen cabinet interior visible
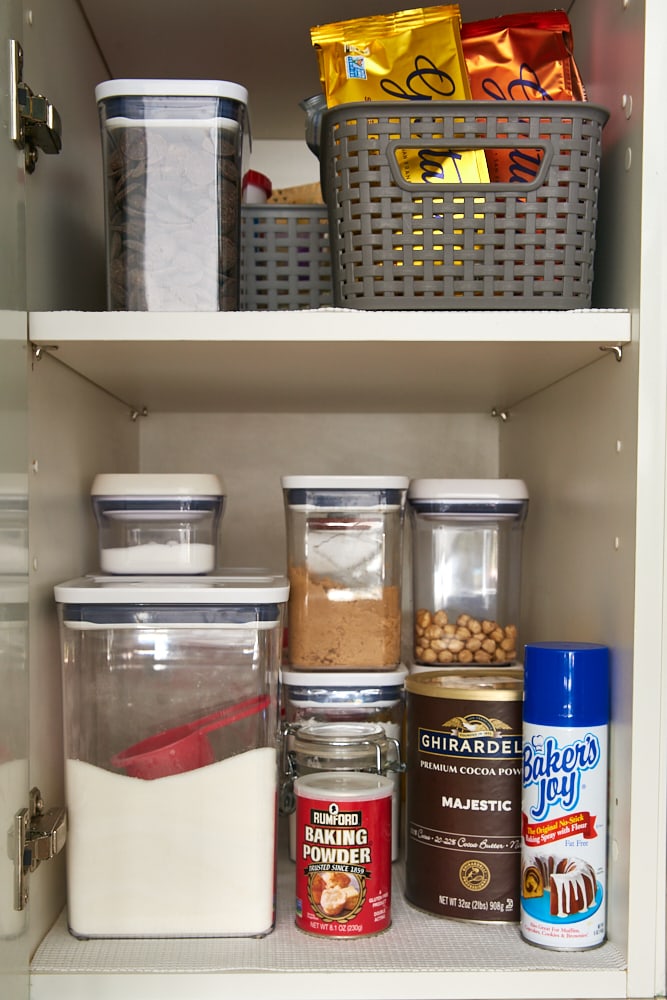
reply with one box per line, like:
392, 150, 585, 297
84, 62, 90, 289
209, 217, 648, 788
13, 1, 667, 999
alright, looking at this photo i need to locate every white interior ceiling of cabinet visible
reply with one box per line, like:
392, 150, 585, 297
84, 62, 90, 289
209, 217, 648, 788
77, 0, 558, 138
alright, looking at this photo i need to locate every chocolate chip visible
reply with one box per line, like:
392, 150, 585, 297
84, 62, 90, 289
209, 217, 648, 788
104, 122, 241, 310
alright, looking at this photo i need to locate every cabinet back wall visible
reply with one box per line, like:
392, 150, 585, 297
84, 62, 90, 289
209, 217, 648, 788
140, 412, 497, 570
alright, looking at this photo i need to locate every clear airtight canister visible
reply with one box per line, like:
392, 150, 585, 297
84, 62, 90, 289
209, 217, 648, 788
282, 476, 409, 669
53, 572, 288, 939
95, 78, 248, 311
520, 642, 610, 950
408, 479, 528, 668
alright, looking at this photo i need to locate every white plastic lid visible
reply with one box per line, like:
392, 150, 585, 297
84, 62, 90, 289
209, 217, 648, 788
408, 478, 528, 501
281, 666, 407, 688
95, 79, 248, 105
282, 476, 409, 490
294, 771, 393, 801
54, 573, 289, 605
91, 473, 225, 497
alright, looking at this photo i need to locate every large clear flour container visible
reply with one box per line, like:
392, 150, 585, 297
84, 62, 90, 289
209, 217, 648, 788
95, 78, 248, 310
282, 476, 409, 669
54, 573, 288, 938
408, 479, 528, 668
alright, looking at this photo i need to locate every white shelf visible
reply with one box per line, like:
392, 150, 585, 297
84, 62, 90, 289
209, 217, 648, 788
31, 847, 626, 1000
29, 309, 632, 414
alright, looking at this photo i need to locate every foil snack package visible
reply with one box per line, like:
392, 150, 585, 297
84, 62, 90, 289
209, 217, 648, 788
311, 5, 489, 185
461, 9, 587, 183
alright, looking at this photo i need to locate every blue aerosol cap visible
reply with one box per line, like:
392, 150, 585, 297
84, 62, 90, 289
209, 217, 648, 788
523, 642, 610, 727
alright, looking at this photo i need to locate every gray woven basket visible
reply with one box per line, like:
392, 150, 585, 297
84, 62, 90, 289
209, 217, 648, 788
241, 205, 332, 310
321, 101, 609, 310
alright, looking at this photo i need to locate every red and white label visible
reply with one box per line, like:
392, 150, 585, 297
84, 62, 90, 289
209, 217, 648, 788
294, 791, 391, 937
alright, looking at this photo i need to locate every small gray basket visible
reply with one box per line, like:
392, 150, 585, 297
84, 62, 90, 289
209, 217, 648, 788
321, 101, 609, 310
241, 205, 332, 310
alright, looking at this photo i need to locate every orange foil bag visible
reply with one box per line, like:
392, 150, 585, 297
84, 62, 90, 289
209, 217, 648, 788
461, 9, 586, 182
311, 5, 489, 185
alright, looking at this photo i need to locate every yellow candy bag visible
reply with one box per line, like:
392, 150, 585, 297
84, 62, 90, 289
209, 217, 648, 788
310, 5, 489, 186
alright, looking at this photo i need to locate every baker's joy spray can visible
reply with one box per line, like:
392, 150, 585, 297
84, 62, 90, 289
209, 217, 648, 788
294, 771, 392, 937
520, 642, 609, 950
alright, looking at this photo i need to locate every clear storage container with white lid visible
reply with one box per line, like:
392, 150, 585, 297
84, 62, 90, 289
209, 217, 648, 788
280, 666, 407, 861
95, 78, 248, 311
54, 572, 288, 939
282, 475, 409, 670
408, 479, 528, 669
91, 473, 225, 575
281, 666, 407, 738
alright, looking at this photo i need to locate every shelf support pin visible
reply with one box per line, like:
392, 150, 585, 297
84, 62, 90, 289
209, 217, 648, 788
600, 344, 623, 362
491, 407, 509, 422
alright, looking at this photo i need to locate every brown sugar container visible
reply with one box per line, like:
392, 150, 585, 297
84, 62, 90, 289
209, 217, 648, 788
282, 476, 409, 669
405, 667, 523, 922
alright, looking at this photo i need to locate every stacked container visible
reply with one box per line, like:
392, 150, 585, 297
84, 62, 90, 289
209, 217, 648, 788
280, 476, 409, 864
90, 473, 226, 575
407, 479, 529, 671
55, 473, 289, 938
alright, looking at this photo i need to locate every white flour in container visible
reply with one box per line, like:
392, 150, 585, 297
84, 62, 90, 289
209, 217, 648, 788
100, 541, 215, 574
65, 747, 277, 936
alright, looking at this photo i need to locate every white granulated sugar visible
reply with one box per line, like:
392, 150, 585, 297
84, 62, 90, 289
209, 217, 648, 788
100, 541, 215, 573
65, 747, 277, 936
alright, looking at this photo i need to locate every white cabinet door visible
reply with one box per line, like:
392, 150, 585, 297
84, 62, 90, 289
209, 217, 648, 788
0, 1, 30, 998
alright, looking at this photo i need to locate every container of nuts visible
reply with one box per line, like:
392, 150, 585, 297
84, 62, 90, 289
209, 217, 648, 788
407, 479, 528, 669
95, 79, 248, 311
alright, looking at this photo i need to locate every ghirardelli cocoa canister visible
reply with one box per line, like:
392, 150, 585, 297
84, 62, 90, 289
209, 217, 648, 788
405, 668, 523, 922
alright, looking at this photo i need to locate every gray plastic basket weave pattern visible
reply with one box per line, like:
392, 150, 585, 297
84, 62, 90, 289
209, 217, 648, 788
321, 101, 609, 310
241, 205, 332, 310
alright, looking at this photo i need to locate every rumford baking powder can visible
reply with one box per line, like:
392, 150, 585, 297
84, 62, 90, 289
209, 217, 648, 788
294, 770, 392, 937
521, 642, 609, 951
405, 668, 523, 922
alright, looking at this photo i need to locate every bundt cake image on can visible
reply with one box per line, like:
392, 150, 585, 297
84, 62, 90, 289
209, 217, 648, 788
521, 855, 600, 919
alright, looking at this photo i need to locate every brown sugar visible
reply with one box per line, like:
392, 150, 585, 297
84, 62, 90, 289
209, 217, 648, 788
287, 564, 401, 669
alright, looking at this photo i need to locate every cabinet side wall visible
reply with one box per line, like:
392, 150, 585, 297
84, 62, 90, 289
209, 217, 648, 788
23, 0, 107, 311
570, 0, 645, 311
28, 356, 139, 953
501, 346, 638, 963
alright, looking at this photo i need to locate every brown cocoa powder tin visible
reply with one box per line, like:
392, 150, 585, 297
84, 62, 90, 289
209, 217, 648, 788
405, 668, 523, 923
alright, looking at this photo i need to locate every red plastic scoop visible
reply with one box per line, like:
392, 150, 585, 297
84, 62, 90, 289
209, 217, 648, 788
110, 693, 271, 779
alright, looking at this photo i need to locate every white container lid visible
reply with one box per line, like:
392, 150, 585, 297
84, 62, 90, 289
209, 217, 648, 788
281, 667, 407, 688
91, 473, 225, 497
408, 478, 528, 501
54, 573, 289, 605
294, 771, 393, 801
95, 79, 248, 105
282, 475, 409, 490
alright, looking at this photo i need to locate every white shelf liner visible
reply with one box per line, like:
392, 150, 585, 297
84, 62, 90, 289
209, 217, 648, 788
32, 848, 626, 976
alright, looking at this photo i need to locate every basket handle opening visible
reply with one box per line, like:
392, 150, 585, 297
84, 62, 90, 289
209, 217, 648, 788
385, 137, 553, 194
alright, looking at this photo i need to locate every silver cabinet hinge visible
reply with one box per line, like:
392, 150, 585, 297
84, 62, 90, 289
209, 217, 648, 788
9, 39, 62, 173
13, 787, 67, 911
